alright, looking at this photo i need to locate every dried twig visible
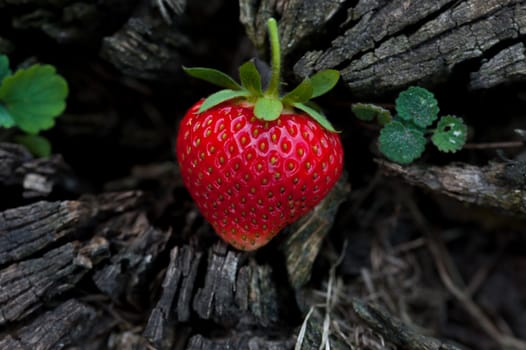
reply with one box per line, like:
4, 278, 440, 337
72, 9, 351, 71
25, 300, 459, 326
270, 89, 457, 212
404, 198, 526, 350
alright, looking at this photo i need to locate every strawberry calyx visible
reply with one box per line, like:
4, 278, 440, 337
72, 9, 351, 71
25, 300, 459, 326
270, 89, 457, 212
183, 18, 340, 132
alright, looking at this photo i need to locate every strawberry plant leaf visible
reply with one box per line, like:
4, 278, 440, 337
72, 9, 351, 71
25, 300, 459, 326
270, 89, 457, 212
15, 134, 51, 157
198, 89, 251, 113
254, 96, 283, 121
395, 86, 439, 128
310, 69, 340, 98
379, 120, 426, 164
282, 78, 313, 105
431, 115, 467, 153
294, 102, 337, 132
239, 61, 263, 96
352, 103, 392, 125
0, 55, 11, 83
183, 67, 242, 90
0, 104, 15, 128
0, 64, 68, 134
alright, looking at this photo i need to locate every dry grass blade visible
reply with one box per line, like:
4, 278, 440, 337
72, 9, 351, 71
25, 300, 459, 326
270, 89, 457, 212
295, 307, 315, 350
404, 198, 526, 350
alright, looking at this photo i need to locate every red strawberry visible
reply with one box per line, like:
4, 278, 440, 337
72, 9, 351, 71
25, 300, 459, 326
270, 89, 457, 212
176, 18, 344, 250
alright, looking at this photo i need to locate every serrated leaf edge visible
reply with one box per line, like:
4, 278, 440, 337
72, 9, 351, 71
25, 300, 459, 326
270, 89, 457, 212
379, 121, 426, 164
431, 115, 467, 153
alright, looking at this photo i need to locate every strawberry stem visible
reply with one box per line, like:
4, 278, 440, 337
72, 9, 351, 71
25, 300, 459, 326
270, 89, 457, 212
265, 18, 281, 99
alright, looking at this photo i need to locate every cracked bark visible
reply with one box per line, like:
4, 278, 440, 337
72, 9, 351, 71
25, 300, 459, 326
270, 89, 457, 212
0, 143, 80, 198
240, 0, 526, 96
378, 159, 526, 215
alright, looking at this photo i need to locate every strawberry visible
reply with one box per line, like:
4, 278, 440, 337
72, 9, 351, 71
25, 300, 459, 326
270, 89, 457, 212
176, 18, 344, 251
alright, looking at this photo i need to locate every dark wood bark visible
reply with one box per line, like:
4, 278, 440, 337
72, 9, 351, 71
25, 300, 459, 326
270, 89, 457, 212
0, 143, 79, 198
0, 299, 98, 350
378, 160, 526, 216
240, 0, 526, 96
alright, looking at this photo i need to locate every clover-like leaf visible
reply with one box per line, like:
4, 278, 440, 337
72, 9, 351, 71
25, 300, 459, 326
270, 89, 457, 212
395, 86, 439, 128
309, 69, 340, 98
0, 55, 11, 83
431, 115, 467, 153
183, 67, 242, 90
254, 97, 283, 121
15, 134, 51, 157
239, 61, 263, 96
379, 121, 426, 164
0, 64, 68, 134
198, 89, 251, 113
352, 103, 392, 125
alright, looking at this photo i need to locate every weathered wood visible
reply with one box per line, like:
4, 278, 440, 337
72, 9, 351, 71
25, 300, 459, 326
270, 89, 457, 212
378, 160, 526, 215
0, 238, 108, 325
353, 299, 461, 350
143, 245, 202, 347
470, 43, 526, 89
240, 0, 526, 96
143, 241, 289, 348
192, 241, 280, 327
92, 211, 170, 307
0, 143, 77, 198
0, 1, 136, 44
0, 191, 144, 266
100, 0, 240, 81
0, 299, 97, 350
100, 2, 187, 81
282, 172, 350, 289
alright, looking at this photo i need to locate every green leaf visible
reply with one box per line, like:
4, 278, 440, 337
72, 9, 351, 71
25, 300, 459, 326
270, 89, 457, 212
395, 86, 439, 128
198, 89, 251, 113
282, 78, 313, 105
0, 64, 68, 134
254, 97, 283, 121
379, 121, 426, 164
0, 103, 15, 128
183, 67, 242, 90
431, 115, 467, 153
352, 103, 392, 125
310, 69, 340, 98
0, 55, 11, 83
239, 61, 262, 96
293, 102, 337, 132
15, 134, 51, 157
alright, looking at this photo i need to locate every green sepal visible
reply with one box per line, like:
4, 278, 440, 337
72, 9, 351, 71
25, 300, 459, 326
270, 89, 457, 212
0, 104, 15, 128
293, 102, 337, 132
0, 64, 68, 134
183, 67, 242, 91
15, 134, 51, 157
282, 78, 313, 105
254, 97, 283, 121
395, 86, 439, 128
352, 103, 392, 125
198, 89, 251, 113
378, 121, 426, 164
431, 115, 467, 153
239, 61, 263, 96
0, 55, 11, 83
310, 69, 340, 98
